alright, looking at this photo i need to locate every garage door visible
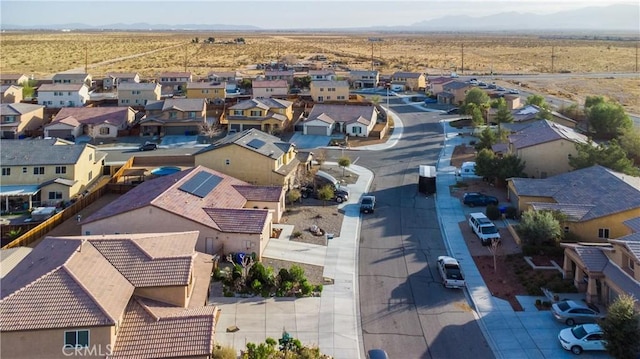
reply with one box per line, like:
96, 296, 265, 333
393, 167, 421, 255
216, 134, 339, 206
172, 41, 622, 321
47, 129, 72, 138
306, 125, 328, 136
165, 126, 198, 136
241, 124, 261, 131
2, 131, 15, 139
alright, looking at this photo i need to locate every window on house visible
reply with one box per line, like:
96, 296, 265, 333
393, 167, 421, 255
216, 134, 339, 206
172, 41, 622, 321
22, 167, 27, 173
99, 127, 110, 135
60, 101, 65, 106
67, 92, 72, 96
55, 166, 67, 174
89, 154, 92, 161
337, 96, 345, 100
33, 167, 44, 175
351, 127, 362, 134
1, 168, 10, 176
48, 191, 63, 200
320, 88, 324, 92
189, 112, 196, 119
225, 159, 230, 165
170, 112, 177, 119
233, 110, 243, 116
318, 96, 323, 102
4, 116, 16, 123
598, 228, 610, 239
64, 330, 89, 349
88, 171, 93, 181
250, 110, 261, 117
629, 258, 635, 274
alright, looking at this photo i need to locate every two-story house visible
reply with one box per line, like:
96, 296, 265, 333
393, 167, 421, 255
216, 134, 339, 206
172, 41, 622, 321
437, 81, 472, 105
427, 76, 454, 95
44, 106, 136, 140
390, 71, 426, 91
195, 128, 306, 189
81, 166, 285, 259
309, 80, 349, 103
157, 71, 192, 96
207, 71, 240, 93
303, 103, 378, 137
0, 231, 220, 359
1, 85, 24, 103
117, 82, 162, 107
0, 138, 105, 208
0, 103, 44, 139
140, 98, 206, 136
37, 84, 90, 108
264, 69, 294, 85
103, 72, 140, 90
186, 81, 227, 102
52, 72, 92, 88
349, 70, 379, 89
0, 73, 29, 86
251, 80, 289, 98
308, 69, 336, 81
227, 98, 293, 134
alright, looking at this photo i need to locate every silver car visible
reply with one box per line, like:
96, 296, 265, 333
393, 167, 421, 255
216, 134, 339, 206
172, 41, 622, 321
551, 300, 604, 326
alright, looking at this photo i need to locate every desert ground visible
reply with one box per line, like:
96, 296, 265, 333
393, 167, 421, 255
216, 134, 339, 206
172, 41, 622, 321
1, 31, 638, 112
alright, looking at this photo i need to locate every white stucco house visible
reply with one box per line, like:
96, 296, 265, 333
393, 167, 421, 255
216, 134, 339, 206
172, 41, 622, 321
37, 84, 90, 108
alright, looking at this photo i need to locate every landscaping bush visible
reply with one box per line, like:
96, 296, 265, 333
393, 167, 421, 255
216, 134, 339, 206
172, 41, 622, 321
211, 344, 237, 359
485, 204, 501, 220
292, 231, 302, 238
504, 206, 518, 219
562, 231, 583, 243
289, 265, 306, 283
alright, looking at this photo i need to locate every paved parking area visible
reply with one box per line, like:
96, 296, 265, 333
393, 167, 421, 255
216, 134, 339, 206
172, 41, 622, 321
289, 132, 333, 149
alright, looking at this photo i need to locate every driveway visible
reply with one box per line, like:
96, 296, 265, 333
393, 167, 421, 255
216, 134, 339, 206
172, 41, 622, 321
160, 135, 199, 147
289, 132, 333, 149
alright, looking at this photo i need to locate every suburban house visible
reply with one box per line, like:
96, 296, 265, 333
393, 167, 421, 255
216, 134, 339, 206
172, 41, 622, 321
44, 106, 136, 140
186, 81, 227, 102
157, 71, 192, 95
264, 69, 294, 84
349, 70, 379, 89
0, 73, 29, 86
140, 98, 207, 136
252, 80, 289, 98
52, 72, 93, 88
496, 104, 578, 129
117, 82, 162, 107
427, 76, 454, 95
1, 84, 24, 103
37, 84, 90, 108
390, 71, 426, 91
227, 98, 293, 134
81, 165, 285, 259
507, 165, 640, 242
103, 72, 140, 90
0, 138, 105, 208
303, 103, 378, 137
0, 103, 44, 139
308, 69, 336, 81
309, 80, 349, 103
497, 119, 589, 178
437, 81, 472, 105
207, 71, 240, 93
561, 224, 640, 311
0, 232, 219, 359
195, 128, 306, 188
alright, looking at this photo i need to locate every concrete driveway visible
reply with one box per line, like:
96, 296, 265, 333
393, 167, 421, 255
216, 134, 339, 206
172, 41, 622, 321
160, 135, 198, 147
289, 132, 332, 149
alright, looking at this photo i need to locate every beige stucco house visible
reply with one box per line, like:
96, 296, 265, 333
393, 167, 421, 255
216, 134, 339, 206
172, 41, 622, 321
140, 98, 207, 136
103, 72, 140, 90
310, 80, 349, 103
52, 72, 93, 87
391, 71, 426, 91
0, 103, 44, 139
117, 82, 162, 107
0, 73, 29, 86
0, 232, 219, 359
427, 76, 454, 95
349, 70, 379, 89
303, 103, 378, 137
252, 80, 289, 98
1, 84, 23, 103
195, 128, 305, 189
437, 81, 472, 105
264, 69, 294, 84
81, 165, 285, 260
507, 165, 640, 243
157, 71, 192, 95
0, 138, 105, 209
227, 98, 293, 134
44, 106, 136, 140
186, 81, 227, 101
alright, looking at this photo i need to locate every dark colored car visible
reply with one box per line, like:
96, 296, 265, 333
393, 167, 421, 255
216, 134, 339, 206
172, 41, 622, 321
367, 349, 389, 359
138, 142, 158, 151
463, 192, 498, 207
446, 108, 460, 115
360, 195, 376, 214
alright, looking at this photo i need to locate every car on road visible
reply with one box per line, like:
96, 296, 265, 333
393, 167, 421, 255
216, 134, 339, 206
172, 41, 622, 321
478, 81, 487, 87
445, 108, 460, 115
487, 83, 497, 89
360, 195, 376, 214
367, 349, 389, 359
558, 324, 606, 355
138, 142, 158, 151
551, 300, 604, 326
462, 192, 498, 207
508, 88, 520, 94
437, 256, 465, 288
496, 86, 506, 92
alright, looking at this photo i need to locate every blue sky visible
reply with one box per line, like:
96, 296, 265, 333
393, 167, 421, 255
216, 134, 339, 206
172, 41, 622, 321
1, 1, 636, 29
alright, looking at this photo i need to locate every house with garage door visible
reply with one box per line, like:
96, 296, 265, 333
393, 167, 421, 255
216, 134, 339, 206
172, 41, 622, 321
81, 165, 284, 259
44, 106, 136, 140
227, 98, 293, 134
391, 71, 426, 91
303, 103, 378, 137
37, 84, 90, 108
140, 98, 206, 136
0, 232, 220, 359
349, 70, 379, 89
194, 128, 308, 189
0, 103, 44, 139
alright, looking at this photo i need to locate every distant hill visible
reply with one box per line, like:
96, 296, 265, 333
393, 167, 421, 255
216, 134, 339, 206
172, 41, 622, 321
1, 22, 260, 31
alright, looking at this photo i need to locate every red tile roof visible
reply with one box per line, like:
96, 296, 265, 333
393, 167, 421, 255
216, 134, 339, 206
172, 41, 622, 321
52, 107, 133, 126
204, 208, 269, 233
233, 185, 283, 202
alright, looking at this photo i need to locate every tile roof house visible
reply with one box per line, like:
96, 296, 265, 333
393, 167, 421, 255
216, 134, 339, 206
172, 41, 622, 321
427, 76, 455, 95
81, 165, 284, 260
496, 119, 590, 178
157, 72, 192, 96
0, 103, 44, 139
37, 83, 90, 108
349, 70, 379, 89
508, 165, 640, 242
103, 72, 140, 90
0, 138, 106, 208
45, 106, 136, 140
437, 81, 472, 105
186, 81, 227, 101
0, 232, 219, 359
493, 104, 578, 130
195, 128, 308, 189
303, 103, 378, 137
52, 72, 93, 87
251, 79, 289, 98
1, 84, 23, 103
140, 98, 206, 137
391, 71, 426, 91
308, 69, 336, 81
117, 82, 161, 107
227, 98, 293, 134
309, 80, 349, 103
0, 73, 29, 86
264, 69, 294, 84
207, 71, 240, 93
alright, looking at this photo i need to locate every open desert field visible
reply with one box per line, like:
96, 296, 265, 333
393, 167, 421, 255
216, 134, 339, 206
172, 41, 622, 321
1, 31, 638, 112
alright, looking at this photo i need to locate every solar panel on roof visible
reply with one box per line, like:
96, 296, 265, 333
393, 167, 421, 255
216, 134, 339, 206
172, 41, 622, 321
178, 171, 223, 198
246, 138, 266, 149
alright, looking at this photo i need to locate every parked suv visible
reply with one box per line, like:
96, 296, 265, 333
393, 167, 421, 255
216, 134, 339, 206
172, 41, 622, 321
138, 141, 158, 151
468, 212, 501, 246
360, 195, 376, 214
463, 192, 498, 207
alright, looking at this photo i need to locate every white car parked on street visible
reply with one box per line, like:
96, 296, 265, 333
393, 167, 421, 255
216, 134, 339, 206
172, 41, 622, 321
437, 256, 465, 289
558, 324, 606, 355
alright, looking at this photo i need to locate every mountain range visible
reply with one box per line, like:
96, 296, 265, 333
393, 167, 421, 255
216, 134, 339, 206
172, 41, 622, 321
2, 4, 638, 32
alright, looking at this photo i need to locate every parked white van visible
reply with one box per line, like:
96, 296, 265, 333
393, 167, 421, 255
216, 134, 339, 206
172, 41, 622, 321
468, 212, 501, 246
457, 161, 481, 179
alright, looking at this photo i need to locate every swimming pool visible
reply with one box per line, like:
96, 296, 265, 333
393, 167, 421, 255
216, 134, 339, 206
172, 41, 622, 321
150, 166, 181, 176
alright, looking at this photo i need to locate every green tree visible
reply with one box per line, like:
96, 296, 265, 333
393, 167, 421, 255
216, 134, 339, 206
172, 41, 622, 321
22, 79, 37, 98
244, 338, 278, 359
317, 185, 334, 206
475, 126, 498, 151
585, 95, 606, 109
490, 97, 506, 109
207, 37, 215, 43
493, 103, 514, 135
470, 105, 485, 127
516, 210, 562, 246
338, 156, 351, 177
558, 103, 586, 122
238, 78, 252, 90
286, 189, 301, 205
464, 88, 490, 108
600, 294, 640, 359
586, 98, 632, 139
474, 148, 498, 178
474, 149, 526, 183
570, 140, 639, 176
525, 94, 549, 109
619, 128, 640, 164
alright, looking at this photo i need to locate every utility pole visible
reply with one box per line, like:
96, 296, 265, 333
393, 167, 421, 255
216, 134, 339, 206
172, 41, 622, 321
551, 46, 556, 73
368, 37, 382, 71
635, 41, 638, 73
184, 44, 188, 73
371, 41, 374, 71
461, 44, 464, 75
84, 44, 88, 74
